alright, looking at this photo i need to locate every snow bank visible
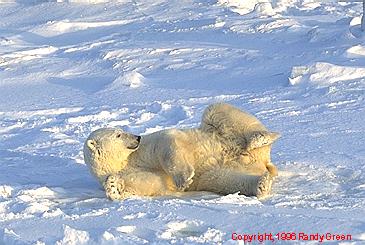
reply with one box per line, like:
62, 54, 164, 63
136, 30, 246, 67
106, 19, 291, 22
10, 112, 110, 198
0, 46, 58, 68
346, 45, 365, 58
252, 2, 276, 16
218, 0, 276, 16
55, 226, 90, 245
289, 62, 365, 86
109, 71, 145, 89
219, 0, 259, 15
32, 19, 133, 37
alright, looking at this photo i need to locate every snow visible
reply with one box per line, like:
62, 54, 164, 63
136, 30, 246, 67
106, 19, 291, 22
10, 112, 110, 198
0, 0, 365, 244
55, 225, 90, 245
289, 62, 365, 86
109, 71, 145, 89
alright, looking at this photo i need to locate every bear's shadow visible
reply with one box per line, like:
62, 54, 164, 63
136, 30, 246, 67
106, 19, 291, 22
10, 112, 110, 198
0, 149, 101, 197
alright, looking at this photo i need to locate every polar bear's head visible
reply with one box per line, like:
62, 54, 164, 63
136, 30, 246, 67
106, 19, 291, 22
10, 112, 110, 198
83, 128, 141, 184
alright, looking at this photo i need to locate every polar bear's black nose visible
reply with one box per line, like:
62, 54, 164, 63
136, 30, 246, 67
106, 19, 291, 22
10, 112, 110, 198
136, 136, 141, 143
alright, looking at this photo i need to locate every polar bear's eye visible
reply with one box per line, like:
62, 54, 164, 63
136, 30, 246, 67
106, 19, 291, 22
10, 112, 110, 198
116, 133, 122, 138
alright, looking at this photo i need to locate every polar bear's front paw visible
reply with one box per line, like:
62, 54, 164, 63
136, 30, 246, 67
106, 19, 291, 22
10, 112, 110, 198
173, 167, 195, 191
256, 172, 273, 199
104, 175, 125, 201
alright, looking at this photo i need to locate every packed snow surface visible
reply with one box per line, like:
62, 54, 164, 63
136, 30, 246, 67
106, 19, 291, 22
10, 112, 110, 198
1, 0, 365, 244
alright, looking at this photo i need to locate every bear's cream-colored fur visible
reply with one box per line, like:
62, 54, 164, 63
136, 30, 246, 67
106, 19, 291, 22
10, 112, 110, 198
83, 103, 280, 200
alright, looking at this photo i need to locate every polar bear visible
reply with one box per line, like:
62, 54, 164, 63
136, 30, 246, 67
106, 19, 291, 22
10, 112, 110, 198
83, 103, 280, 200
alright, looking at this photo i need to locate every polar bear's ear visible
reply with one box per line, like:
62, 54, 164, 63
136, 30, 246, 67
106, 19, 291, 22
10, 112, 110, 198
246, 131, 281, 150
86, 140, 97, 152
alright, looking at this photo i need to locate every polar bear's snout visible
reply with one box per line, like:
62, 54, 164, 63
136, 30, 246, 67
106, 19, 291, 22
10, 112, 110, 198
124, 134, 141, 150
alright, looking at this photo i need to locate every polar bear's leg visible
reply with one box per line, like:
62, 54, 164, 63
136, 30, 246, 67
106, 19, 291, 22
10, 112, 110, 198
104, 169, 177, 200
160, 150, 195, 191
167, 162, 195, 191
195, 168, 273, 198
